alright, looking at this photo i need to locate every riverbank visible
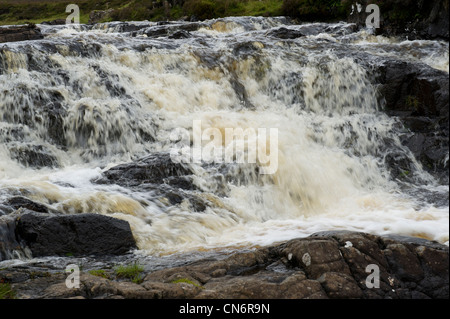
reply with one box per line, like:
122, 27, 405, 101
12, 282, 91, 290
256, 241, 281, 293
1, 231, 448, 299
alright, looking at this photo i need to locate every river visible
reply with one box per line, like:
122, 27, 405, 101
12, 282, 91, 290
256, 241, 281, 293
0, 17, 448, 261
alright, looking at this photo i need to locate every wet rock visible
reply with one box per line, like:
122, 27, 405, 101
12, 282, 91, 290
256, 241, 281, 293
347, 0, 449, 40
339, 49, 449, 180
40, 19, 66, 26
138, 22, 207, 38
266, 27, 304, 39
383, 244, 424, 282
0, 214, 28, 261
15, 211, 137, 257
0, 25, 43, 43
8, 144, 59, 169
95, 153, 194, 187
376, 59, 449, 179
168, 30, 192, 39
2, 196, 53, 215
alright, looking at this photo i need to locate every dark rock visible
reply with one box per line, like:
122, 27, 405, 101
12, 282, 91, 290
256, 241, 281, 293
94, 153, 194, 187
2, 196, 52, 214
347, 0, 449, 40
40, 19, 66, 26
0, 25, 43, 43
168, 30, 191, 39
383, 243, 424, 282
0, 215, 28, 261
266, 27, 304, 39
370, 57, 448, 179
15, 211, 137, 257
8, 144, 59, 168
135, 22, 207, 38
377, 60, 449, 120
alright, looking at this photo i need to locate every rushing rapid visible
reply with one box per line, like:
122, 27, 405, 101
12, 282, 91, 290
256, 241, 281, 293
0, 17, 448, 258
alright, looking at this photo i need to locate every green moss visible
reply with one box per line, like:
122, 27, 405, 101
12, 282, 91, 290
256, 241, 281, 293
171, 278, 203, 288
399, 170, 410, 178
114, 263, 144, 284
405, 95, 420, 111
88, 269, 111, 279
0, 283, 16, 300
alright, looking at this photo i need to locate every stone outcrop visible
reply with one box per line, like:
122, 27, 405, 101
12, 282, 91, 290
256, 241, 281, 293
0, 25, 43, 43
347, 0, 449, 40
0, 210, 137, 260
377, 59, 449, 183
2, 231, 448, 299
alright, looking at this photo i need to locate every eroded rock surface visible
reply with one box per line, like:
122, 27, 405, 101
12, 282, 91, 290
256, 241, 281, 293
2, 231, 448, 299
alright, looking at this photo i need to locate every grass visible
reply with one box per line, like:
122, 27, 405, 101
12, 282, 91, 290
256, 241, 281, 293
0, 283, 16, 299
88, 269, 111, 279
114, 263, 144, 284
0, 0, 284, 25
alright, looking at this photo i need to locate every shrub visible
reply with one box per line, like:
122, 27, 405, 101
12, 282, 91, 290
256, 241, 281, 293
183, 0, 217, 20
282, 0, 350, 21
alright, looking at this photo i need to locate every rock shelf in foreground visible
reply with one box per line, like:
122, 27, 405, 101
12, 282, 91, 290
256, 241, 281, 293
1, 230, 448, 299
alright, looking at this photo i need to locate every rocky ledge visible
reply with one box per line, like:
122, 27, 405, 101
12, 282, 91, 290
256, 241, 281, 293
1, 230, 448, 299
0, 25, 43, 44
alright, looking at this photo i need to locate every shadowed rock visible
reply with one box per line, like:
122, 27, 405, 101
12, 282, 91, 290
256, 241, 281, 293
0, 25, 43, 43
15, 211, 137, 257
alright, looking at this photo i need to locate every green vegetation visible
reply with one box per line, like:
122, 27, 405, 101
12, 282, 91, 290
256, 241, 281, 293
171, 277, 204, 288
88, 269, 111, 279
281, 0, 351, 21
0, 0, 340, 26
0, 283, 16, 299
114, 263, 144, 284
405, 95, 420, 111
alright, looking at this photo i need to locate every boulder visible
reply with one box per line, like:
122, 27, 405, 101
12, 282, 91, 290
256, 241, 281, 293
94, 153, 193, 187
0, 25, 43, 43
15, 211, 137, 257
265, 27, 305, 39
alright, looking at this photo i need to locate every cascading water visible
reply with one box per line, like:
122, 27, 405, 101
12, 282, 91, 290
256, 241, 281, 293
0, 17, 448, 259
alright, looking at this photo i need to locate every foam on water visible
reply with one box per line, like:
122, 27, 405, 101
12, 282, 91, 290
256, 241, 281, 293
0, 18, 448, 258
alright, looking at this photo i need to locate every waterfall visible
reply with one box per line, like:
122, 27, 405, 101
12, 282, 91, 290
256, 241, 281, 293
0, 18, 448, 258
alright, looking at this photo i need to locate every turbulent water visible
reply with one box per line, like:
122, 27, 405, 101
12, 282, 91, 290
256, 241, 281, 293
0, 17, 448, 259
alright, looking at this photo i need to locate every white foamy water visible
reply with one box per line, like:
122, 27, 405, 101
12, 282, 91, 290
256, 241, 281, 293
0, 18, 448, 258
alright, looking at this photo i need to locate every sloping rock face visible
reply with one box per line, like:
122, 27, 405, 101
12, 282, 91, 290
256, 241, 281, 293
0, 25, 43, 43
347, 0, 449, 40
376, 59, 449, 183
2, 231, 448, 299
